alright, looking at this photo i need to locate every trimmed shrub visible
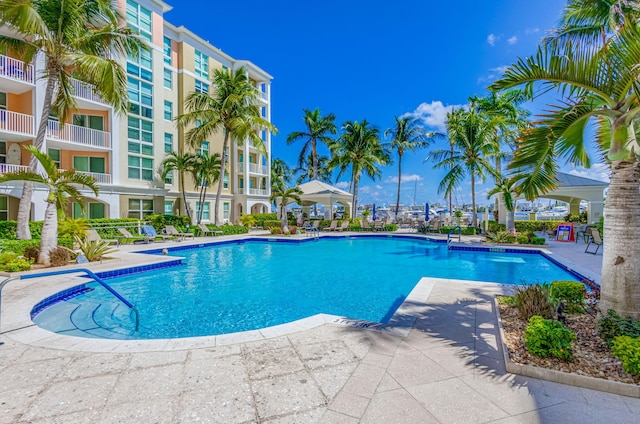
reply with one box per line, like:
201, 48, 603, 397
441, 226, 480, 235
0, 221, 43, 240
0, 239, 41, 255
23, 246, 40, 262
385, 223, 398, 231
497, 295, 517, 307
514, 284, 554, 320
146, 214, 191, 233
530, 237, 546, 245
517, 235, 529, 244
550, 281, 586, 313
524, 315, 576, 361
238, 214, 257, 227
514, 220, 562, 232
263, 220, 281, 230
1, 258, 31, 272
49, 246, 72, 267
598, 309, 640, 345
610, 336, 640, 376
59, 218, 89, 240
251, 213, 278, 227
270, 227, 282, 234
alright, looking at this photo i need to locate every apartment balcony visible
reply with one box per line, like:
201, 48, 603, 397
46, 120, 111, 151
0, 109, 36, 141
249, 163, 268, 175
258, 90, 268, 103
62, 170, 112, 184
0, 163, 30, 175
243, 188, 268, 196
0, 54, 35, 94
70, 78, 110, 110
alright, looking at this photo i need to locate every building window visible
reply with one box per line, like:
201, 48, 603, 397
223, 172, 228, 189
164, 133, 173, 152
126, 0, 152, 42
73, 156, 105, 174
127, 77, 153, 118
163, 68, 172, 89
194, 50, 209, 79
128, 155, 153, 181
127, 116, 153, 155
164, 200, 173, 214
72, 114, 104, 131
0, 92, 7, 109
127, 198, 154, 219
195, 80, 208, 94
127, 47, 152, 82
0, 196, 7, 220
222, 65, 228, 74
223, 202, 230, 221
73, 202, 105, 219
196, 202, 210, 221
163, 36, 172, 64
164, 170, 173, 185
164, 100, 173, 121
200, 141, 209, 156
0, 141, 6, 164
239, 178, 244, 189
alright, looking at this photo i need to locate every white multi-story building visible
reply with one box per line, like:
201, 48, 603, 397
0, 0, 272, 224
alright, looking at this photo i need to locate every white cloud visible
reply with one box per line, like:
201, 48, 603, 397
359, 185, 371, 194
568, 164, 610, 183
385, 174, 423, 184
478, 65, 509, 83
525, 27, 540, 35
507, 36, 518, 45
487, 33, 497, 46
404, 100, 465, 132
334, 181, 349, 190
375, 184, 383, 190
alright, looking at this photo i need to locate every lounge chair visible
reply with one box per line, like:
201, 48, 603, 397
585, 228, 603, 254
164, 225, 194, 241
323, 220, 338, 231
116, 227, 150, 244
373, 220, 385, 232
336, 221, 349, 232
360, 220, 371, 231
85, 229, 119, 246
198, 223, 223, 237
140, 225, 171, 242
427, 219, 442, 234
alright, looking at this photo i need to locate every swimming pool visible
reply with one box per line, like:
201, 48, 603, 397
32, 236, 580, 340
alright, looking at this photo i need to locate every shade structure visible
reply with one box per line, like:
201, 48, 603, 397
289, 180, 353, 219
372, 204, 377, 221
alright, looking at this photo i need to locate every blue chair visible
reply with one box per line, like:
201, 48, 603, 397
141, 225, 171, 242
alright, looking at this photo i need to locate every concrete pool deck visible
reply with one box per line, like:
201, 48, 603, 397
2, 232, 637, 423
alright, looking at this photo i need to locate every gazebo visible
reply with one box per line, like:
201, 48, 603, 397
295, 180, 353, 220
496, 172, 608, 224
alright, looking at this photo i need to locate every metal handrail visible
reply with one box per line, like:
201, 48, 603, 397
0, 268, 139, 336
447, 226, 462, 249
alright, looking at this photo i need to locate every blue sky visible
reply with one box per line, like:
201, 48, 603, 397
166, 0, 609, 207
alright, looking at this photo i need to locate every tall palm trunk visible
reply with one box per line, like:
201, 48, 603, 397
494, 156, 501, 222
600, 160, 640, 318
312, 138, 318, 180
395, 152, 403, 217
37, 200, 58, 265
16, 75, 57, 239
197, 177, 206, 224
352, 174, 359, 222
180, 171, 192, 222
471, 173, 477, 227
214, 131, 230, 226
280, 203, 289, 233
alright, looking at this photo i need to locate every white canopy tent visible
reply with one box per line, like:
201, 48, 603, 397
294, 180, 354, 219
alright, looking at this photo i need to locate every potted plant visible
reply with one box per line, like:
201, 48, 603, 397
454, 210, 463, 225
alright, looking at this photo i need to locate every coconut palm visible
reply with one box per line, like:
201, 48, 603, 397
489, 3, 640, 318
161, 152, 198, 221
384, 116, 441, 217
488, 175, 518, 232
270, 185, 303, 233
192, 153, 222, 224
428, 108, 496, 227
286, 108, 337, 181
176, 67, 277, 225
294, 153, 332, 185
0, 0, 140, 240
0, 146, 98, 265
329, 120, 391, 220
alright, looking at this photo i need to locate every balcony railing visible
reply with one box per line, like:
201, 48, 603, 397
0, 110, 35, 136
0, 163, 30, 175
70, 78, 107, 105
64, 170, 112, 184
248, 188, 268, 196
46, 120, 111, 149
0, 54, 34, 84
248, 163, 267, 174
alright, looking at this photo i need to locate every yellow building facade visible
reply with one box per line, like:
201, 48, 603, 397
0, 0, 272, 224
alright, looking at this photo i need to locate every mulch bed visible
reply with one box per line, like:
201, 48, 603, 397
498, 302, 640, 385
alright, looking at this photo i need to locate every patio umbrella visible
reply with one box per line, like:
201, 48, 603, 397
372, 203, 377, 221
424, 202, 430, 222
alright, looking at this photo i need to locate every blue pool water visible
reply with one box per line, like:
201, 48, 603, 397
33, 237, 579, 339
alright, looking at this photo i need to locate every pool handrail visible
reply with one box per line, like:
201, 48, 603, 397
0, 268, 139, 335
447, 226, 462, 248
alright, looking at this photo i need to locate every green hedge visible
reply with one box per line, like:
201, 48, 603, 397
146, 214, 191, 232
263, 220, 281, 230
0, 221, 43, 240
441, 226, 480, 235
204, 224, 248, 235
0, 238, 73, 255
524, 315, 576, 362
514, 221, 562, 232
611, 336, 640, 376
250, 213, 277, 227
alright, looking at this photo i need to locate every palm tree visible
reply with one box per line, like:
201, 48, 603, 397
428, 109, 496, 227
488, 175, 518, 232
329, 120, 391, 220
384, 116, 441, 217
0, 0, 140, 240
0, 146, 98, 265
161, 152, 198, 221
287, 108, 337, 180
294, 153, 332, 185
270, 185, 303, 233
176, 67, 277, 226
489, 1, 640, 318
192, 153, 222, 224
271, 158, 292, 191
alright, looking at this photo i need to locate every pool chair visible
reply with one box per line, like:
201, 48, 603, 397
585, 228, 603, 255
360, 220, 371, 231
373, 220, 385, 232
323, 220, 338, 231
116, 227, 150, 244
140, 225, 171, 242
164, 224, 194, 241
85, 229, 119, 246
198, 223, 223, 237
427, 219, 442, 234
336, 221, 350, 232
